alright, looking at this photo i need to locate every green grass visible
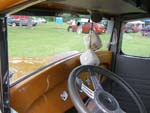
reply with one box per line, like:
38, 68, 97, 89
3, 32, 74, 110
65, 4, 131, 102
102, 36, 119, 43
9, 22, 150, 58
122, 33, 150, 57
8, 22, 110, 57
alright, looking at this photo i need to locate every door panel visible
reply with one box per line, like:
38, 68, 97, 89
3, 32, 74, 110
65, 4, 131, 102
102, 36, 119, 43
113, 55, 150, 113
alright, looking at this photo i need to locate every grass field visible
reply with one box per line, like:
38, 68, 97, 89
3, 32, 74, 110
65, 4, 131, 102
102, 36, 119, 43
8, 22, 110, 57
122, 33, 150, 57
8, 22, 150, 58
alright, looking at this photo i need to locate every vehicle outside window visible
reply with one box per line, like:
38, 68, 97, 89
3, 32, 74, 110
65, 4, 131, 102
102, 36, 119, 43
123, 21, 145, 33
7, 17, 20, 26
68, 22, 106, 33
141, 25, 150, 36
8, 15, 112, 83
67, 18, 106, 34
122, 19, 150, 57
8, 16, 37, 26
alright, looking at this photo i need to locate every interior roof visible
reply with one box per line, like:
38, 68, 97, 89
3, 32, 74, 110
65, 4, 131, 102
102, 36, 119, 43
25, 0, 146, 16
57, 0, 145, 15
0, 0, 147, 16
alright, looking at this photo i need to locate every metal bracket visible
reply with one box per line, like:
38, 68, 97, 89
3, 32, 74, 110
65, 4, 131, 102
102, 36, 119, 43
60, 91, 68, 101
11, 108, 18, 113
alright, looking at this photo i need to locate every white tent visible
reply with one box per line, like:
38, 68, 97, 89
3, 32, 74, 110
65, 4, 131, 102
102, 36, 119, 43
127, 21, 145, 24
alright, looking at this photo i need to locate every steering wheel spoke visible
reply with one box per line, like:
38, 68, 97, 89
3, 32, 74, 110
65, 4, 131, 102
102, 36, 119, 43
89, 70, 104, 92
81, 83, 94, 99
90, 75, 104, 92
76, 77, 95, 99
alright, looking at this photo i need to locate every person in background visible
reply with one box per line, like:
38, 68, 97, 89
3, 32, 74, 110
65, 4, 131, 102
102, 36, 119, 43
76, 21, 82, 34
88, 18, 91, 23
27, 17, 33, 29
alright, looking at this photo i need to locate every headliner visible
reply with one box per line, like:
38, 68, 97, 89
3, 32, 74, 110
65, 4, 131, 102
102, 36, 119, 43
0, 0, 149, 16
58, 0, 145, 15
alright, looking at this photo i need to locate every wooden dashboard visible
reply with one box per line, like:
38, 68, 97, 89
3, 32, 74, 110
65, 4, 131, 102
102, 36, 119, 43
10, 51, 112, 113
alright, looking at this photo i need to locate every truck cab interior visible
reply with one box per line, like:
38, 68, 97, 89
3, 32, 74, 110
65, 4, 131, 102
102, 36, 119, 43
0, 0, 150, 113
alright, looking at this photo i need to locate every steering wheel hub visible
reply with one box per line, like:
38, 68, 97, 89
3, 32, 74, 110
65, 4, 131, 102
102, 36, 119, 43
95, 92, 119, 111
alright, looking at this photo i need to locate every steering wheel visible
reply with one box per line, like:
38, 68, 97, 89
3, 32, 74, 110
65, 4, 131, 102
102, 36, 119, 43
68, 65, 147, 113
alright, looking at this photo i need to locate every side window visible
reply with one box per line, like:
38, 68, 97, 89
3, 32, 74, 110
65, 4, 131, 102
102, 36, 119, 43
122, 19, 150, 57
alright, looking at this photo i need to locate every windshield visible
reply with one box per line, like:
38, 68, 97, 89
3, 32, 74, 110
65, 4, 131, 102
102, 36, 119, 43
8, 15, 112, 84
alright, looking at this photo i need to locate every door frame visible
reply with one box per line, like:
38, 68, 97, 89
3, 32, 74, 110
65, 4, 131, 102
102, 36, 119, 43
0, 16, 10, 113
109, 13, 150, 72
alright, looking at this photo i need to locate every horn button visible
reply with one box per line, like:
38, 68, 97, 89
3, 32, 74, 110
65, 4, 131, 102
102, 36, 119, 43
95, 91, 118, 111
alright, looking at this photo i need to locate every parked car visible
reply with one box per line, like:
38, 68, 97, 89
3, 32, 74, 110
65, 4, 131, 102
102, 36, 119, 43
141, 25, 150, 36
35, 18, 47, 24
67, 22, 106, 33
7, 17, 20, 26
19, 18, 37, 26
124, 21, 145, 33
123, 25, 135, 33
41, 18, 47, 23
8, 17, 37, 26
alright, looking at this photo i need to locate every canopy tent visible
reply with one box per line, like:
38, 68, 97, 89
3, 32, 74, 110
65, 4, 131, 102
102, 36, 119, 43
127, 21, 145, 24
